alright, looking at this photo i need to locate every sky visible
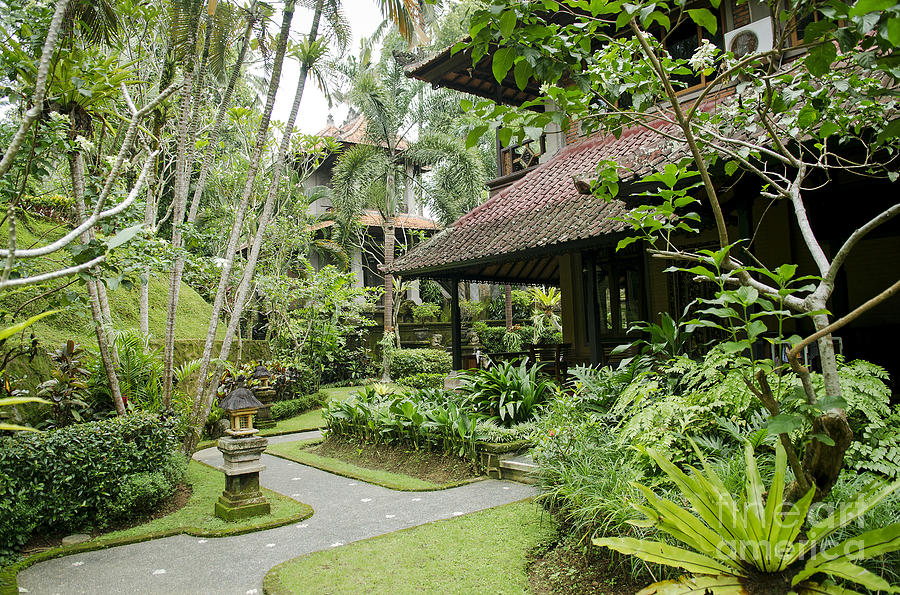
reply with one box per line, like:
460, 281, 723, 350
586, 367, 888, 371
271, 2, 387, 134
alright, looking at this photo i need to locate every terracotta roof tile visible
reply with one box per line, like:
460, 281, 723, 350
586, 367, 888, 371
316, 113, 409, 150
391, 122, 689, 274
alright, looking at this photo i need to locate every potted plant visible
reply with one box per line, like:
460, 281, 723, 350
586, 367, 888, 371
411, 302, 441, 341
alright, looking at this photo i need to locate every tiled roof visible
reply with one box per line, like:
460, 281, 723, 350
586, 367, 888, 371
308, 210, 440, 233
391, 121, 689, 275
316, 113, 409, 151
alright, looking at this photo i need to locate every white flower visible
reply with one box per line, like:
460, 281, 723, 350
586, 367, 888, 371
689, 39, 718, 73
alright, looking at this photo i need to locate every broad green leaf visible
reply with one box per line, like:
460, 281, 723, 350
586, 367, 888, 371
795, 559, 896, 591
687, 9, 718, 34
767, 414, 804, 435
639, 574, 746, 594
107, 224, 143, 249
499, 10, 516, 38
0, 396, 51, 407
798, 583, 867, 594
806, 43, 837, 77
802, 480, 900, 556
887, 18, 900, 46
492, 47, 516, 83
0, 423, 41, 432
0, 310, 59, 342
514, 59, 532, 90
849, 0, 896, 17
593, 537, 733, 575
466, 125, 489, 149
876, 119, 900, 145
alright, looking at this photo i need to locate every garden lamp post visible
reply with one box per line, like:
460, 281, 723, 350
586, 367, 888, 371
214, 381, 270, 521
251, 364, 275, 429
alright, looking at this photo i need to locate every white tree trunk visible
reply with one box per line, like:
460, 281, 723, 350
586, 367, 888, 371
184, 0, 299, 453
69, 151, 126, 415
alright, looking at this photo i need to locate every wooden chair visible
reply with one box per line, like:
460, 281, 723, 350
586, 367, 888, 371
528, 343, 571, 383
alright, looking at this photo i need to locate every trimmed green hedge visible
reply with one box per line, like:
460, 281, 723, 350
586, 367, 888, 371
396, 373, 446, 390
0, 413, 185, 563
390, 349, 452, 378
271, 391, 328, 420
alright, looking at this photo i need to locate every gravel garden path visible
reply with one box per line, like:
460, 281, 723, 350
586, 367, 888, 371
17, 431, 536, 594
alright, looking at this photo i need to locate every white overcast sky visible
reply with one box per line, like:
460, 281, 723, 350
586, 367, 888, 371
271, 2, 386, 134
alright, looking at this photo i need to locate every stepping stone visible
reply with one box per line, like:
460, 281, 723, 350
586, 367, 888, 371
61, 534, 90, 546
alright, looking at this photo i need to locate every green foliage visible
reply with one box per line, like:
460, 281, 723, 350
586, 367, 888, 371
459, 299, 484, 322
595, 442, 900, 594
471, 321, 534, 352
833, 359, 900, 478
396, 373, 446, 390
271, 360, 321, 401
324, 386, 478, 459
0, 413, 184, 562
261, 265, 377, 386
36, 340, 91, 427
410, 302, 441, 324
487, 289, 531, 320
270, 391, 328, 421
389, 348, 452, 378
474, 419, 538, 444
459, 360, 556, 427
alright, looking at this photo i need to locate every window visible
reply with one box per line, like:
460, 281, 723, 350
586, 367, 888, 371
586, 248, 645, 338
664, 15, 724, 93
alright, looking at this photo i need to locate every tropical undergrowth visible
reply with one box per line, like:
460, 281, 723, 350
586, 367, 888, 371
324, 360, 554, 463
533, 347, 900, 587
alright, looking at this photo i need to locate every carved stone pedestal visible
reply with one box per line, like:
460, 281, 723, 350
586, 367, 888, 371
253, 386, 276, 429
214, 436, 270, 521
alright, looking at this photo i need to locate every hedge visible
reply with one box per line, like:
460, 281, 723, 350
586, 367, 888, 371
396, 373, 446, 390
389, 349, 452, 378
271, 391, 328, 420
0, 413, 185, 563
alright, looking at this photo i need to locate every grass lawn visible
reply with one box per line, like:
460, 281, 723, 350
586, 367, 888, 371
196, 386, 367, 451
2, 461, 312, 593
264, 500, 555, 595
266, 440, 452, 491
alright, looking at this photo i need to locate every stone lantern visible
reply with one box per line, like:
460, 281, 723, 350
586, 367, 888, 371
251, 364, 276, 430
215, 381, 270, 521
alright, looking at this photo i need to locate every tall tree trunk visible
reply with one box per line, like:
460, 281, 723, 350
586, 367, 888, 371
187, 6, 257, 224
193, 3, 324, 440
504, 283, 513, 329
162, 11, 201, 409
381, 219, 395, 382
69, 151, 126, 415
183, 0, 299, 454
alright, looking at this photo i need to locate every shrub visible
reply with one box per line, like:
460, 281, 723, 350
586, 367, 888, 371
396, 373, 446, 390
270, 391, 328, 420
323, 386, 477, 458
0, 413, 184, 561
411, 302, 441, 324
472, 322, 534, 353
104, 472, 173, 523
272, 361, 319, 400
389, 349, 452, 378
459, 360, 556, 427
487, 289, 531, 321
475, 419, 539, 444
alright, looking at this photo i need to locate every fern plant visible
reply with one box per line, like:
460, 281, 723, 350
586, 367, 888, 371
595, 442, 900, 594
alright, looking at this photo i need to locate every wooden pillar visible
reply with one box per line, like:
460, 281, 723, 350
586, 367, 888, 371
450, 278, 462, 370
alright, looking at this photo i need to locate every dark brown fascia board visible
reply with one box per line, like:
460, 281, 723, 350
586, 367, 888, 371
392, 230, 630, 280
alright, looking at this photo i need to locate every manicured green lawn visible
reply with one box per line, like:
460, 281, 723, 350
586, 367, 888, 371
98, 461, 311, 540
195, 386, 366, 451
264, 500, 555, 595
266, 440, 442, 491
2, 461, 312, 593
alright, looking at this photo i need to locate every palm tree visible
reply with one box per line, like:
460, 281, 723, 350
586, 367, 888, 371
332, 45, 487, 381
184, 0, 430, 452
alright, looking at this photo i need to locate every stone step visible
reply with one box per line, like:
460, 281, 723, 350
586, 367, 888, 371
497, 454, 538, 484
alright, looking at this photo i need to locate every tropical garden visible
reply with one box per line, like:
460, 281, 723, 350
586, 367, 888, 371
2, 0, 900, 593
